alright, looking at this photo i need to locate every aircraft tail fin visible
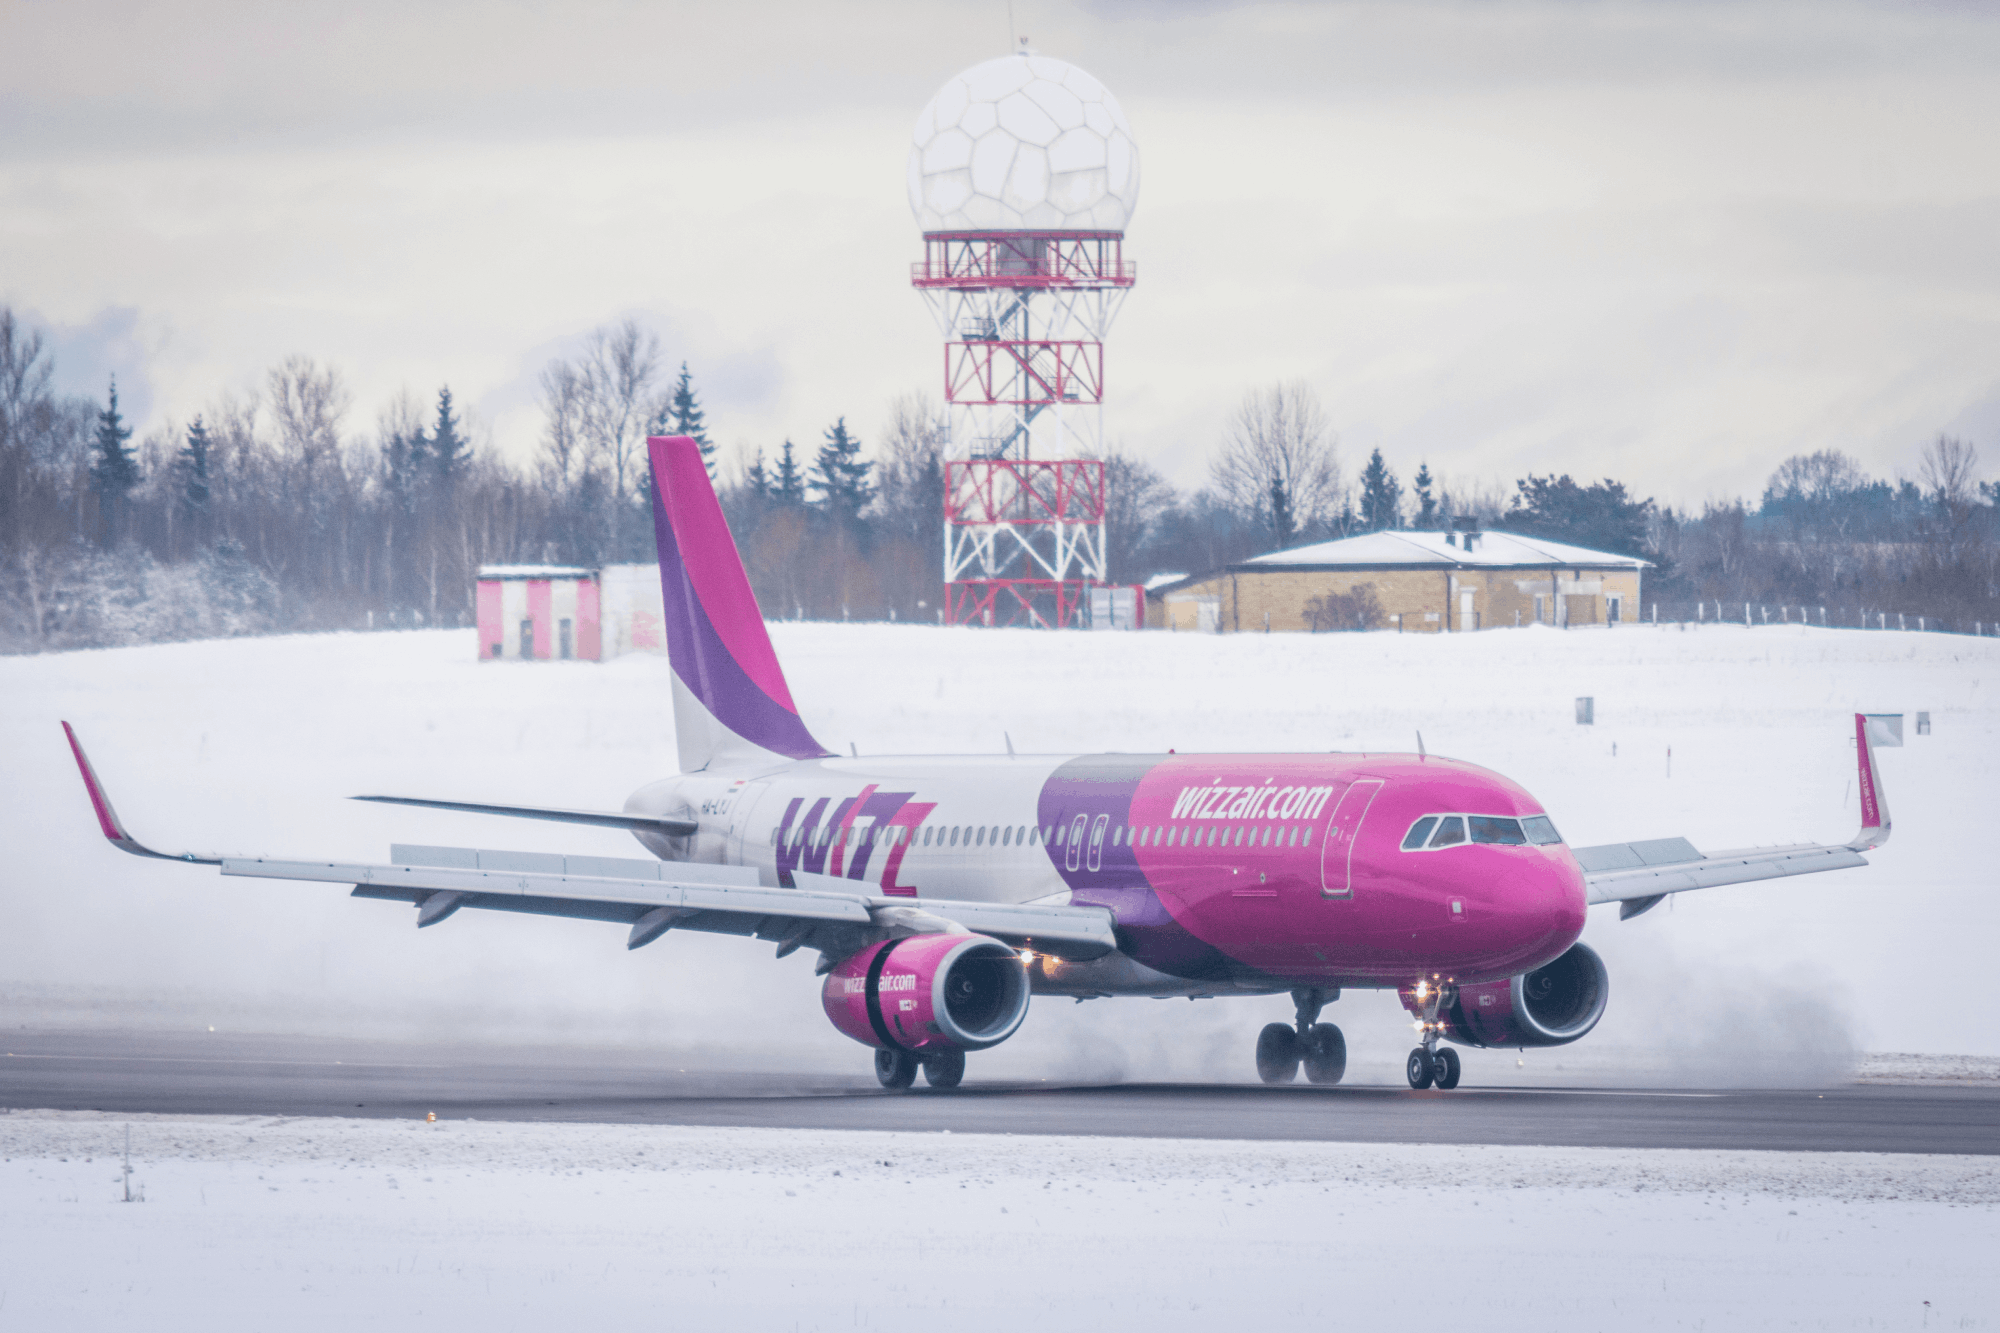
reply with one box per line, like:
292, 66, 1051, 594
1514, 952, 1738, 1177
647, 435, 830, 771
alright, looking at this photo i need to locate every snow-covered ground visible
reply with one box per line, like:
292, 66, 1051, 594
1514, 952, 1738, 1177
2, 621, 1994, 1081
0, 1109, 1993, 1331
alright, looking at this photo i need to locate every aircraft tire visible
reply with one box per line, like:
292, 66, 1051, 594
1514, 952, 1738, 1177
1405, 1047, 1436, 1090
1301, 1023, 1347, 1084
1431, 1047, 1461, 1090
1255, 1023, 1302, 1084
875, 1048, 920, 1090
922, 1049, 966, 1090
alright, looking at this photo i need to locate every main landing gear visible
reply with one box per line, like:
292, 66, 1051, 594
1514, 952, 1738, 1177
874, 1048, 964, 1091
1405, 977, 1462, 1090
1256, 988, 1346, 1085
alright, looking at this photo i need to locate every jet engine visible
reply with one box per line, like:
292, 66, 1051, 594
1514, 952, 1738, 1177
1426, 941, 1609, 1049
822, 933, 1031, 1054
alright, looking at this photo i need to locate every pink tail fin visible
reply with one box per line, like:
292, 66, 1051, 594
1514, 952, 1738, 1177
647, 436, 830, 770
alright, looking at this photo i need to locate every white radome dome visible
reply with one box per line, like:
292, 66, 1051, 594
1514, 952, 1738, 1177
908, 53, 1140, 234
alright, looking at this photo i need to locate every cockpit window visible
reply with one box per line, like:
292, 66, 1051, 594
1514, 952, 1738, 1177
1521, 815, 1563, 845
1402, 817, 1439, 850
1469, 816, 1527, 845
1428, 816, 1466, 848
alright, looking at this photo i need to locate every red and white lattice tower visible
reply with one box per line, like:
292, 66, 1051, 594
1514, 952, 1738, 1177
908, 47, 1139, 628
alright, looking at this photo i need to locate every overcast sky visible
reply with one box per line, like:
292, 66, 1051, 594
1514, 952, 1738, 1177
4, 0, 1996, 507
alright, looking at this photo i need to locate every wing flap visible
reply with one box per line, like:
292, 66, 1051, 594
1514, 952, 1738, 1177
223, 855, 873, 923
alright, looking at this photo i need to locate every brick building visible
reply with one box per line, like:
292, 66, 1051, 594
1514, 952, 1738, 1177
1147, 529, 1648, 633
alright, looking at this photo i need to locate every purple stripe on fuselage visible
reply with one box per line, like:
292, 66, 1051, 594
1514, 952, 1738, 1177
650, 446, 829, 761
1038, 755, 1233, 980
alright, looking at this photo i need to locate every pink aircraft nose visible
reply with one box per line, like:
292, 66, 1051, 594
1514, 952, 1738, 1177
1428, 848, 1587, 983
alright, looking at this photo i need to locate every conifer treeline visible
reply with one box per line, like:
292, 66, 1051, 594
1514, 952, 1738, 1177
2, 308, 1994, 652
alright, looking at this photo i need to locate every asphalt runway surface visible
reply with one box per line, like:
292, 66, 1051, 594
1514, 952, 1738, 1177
5, 1029, 1996, 1155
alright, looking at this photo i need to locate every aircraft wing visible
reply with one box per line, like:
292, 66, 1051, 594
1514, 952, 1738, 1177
60, 723, 1116, 963
1575, 713, 1892, 921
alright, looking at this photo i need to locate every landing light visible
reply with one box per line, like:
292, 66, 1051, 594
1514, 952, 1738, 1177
1019, 949, 1035, 964
1414, 980, 1430, 1000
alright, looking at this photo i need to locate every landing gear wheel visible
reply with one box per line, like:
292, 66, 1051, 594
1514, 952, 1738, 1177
922, 1049, 965, 1090
1255, 1023, 1302, 1084
874, 1048, 919, 1090
1431, 1047, 1461, 1090
1405, 1047, 1436, 1090
1301, 1024, 1347, 1085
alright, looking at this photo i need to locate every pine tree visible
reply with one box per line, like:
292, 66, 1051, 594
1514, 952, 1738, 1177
381, 423, 425, 515
745, 447, 772, 498
1358, 447, 1402, 531
774, 439, 806, 506
429, 386, 469, 487
1413, 462, 1436, 529
668, 362, 715, 477
1268, 475, 1295, 549
809, 418, 870, 512
88, 375, 139, 546
179, 415, 213, 509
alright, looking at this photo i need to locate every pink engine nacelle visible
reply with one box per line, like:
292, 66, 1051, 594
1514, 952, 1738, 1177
822, 933, 1032, 1054
1403, 941, 1610, 1049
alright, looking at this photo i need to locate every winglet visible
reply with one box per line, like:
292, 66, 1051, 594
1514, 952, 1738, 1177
60, 722, 219, 864
1850, 712, 1892, 851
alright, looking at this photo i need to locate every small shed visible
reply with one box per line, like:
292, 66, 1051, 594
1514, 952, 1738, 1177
1147, 529, 1648, 633
476, 565, 601, 660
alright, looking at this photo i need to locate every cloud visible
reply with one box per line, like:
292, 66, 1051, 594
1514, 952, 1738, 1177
2, 0, 1996, 500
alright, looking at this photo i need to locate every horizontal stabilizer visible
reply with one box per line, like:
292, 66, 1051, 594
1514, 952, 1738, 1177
353, 795, 697, 836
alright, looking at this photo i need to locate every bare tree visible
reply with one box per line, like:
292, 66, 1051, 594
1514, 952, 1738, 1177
1209, 382, 1341, 549
1921, 435, 1980, 528
578, 321, 664, 506
536, 360, 589, 494
266, 355, 351, 510
1102, 448, 1177, 584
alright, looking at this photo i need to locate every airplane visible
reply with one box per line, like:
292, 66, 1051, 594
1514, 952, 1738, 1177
61, 435, 1895, 1093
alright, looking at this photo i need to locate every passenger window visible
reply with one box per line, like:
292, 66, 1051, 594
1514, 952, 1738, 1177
1521, 815, 1563, 845
1002, 826, 1012, 846
976, 827, 986, 846
1469, 816, 1527, 845
950, 827, 961, 847
1429, 817, 1466, 847
1402, 817, 1439, 850
1031, 827, 1042, 845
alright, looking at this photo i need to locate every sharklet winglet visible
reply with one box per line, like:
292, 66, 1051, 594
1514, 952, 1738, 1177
60, 722, 222, 864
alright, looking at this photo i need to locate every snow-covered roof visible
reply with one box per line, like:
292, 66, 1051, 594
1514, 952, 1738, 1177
476, 565, 597, 581
1144, 571, 1189, 591
1238, 529, 1649, 570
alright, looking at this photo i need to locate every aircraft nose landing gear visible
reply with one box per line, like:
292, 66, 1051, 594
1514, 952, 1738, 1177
1405, 978, 1462, 1090
1256, 988, 1345, 1086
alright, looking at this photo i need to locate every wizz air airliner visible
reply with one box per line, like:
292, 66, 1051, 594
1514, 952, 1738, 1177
63, 436, 1894, 1092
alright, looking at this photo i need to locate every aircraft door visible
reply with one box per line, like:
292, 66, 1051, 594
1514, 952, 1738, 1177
728, 779, 777, 873
1320, 778, 1384, 898
1064, 814, 1088, 872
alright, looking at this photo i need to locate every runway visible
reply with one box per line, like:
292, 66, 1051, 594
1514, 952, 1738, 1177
5, 1029, 1996, 1155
